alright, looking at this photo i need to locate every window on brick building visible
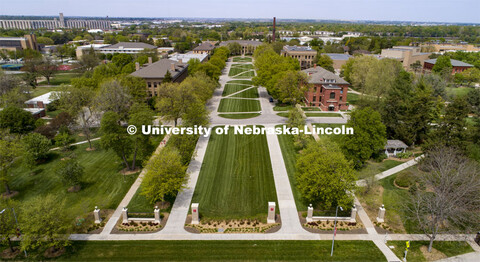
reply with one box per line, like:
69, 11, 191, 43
330, 92, 335, 99
313, 96, 316, 102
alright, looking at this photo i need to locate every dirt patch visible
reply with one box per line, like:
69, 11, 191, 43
120, 167, 140, 175
67, 185, 81, 193
86, 147, 96, 151
44, 247, 65, 258
420, 245, 447, 261
1, 247, 20, 259
155, 201, 171, 210
2, 191, 19, 199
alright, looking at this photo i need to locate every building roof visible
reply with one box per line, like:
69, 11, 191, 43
193, 42, 215, 51
302, 66, 349, 85
424, 58, 473, 67
25, 91, 61, 105
169, 52, 208, 63
130, 59, 187, 79
283, 45, 316, 52
385, 140, 408, 149
100, 42, 156, 50
219, 40, 263, 47
325, 53, 352, 61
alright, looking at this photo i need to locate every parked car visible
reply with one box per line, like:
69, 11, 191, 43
269, 97, 274, 103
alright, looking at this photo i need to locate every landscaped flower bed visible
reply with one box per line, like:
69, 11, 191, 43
117, 221, 162, 232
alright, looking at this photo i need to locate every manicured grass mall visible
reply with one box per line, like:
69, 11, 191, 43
218, 98, 261, 112
232, 56, 253, 62
222, 83, 253, 96
47, 240, 385, 261
192, 126, 277, 219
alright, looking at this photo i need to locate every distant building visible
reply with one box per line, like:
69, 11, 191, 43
219, 40, 263, 55
0, 34, 39, 52
75, 44, 110, 58
169, 52, 209, 63
302, 65, 349, 111
192, 42, 215, 55
98, 42, 157, 55
325, 53, 353, 73
420, 43, 480, 53
281, 45, 317, 69
380, 46, 431, 70
423, 59, 474, 74
384, 140, 408, 157
0, 13, 111, 30
130, 59, 188, 96
25, 91, 61, 110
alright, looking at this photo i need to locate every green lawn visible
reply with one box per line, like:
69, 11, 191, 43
274, 104, 295, 111
232, 56, 253, 62
228, 64, 254, 76
277, 112, 289, 117
192, 127, 278, 219
233, 70, 255, 78
389, 241, 474, 261
38, 72, 81, 86
218, 98, 261, 112
9, 240, 385, 261
6, 141, 139, 228
227, 79, 253, 85
218, 113, 261, 119
222, 83, 252, 96
231, 87, 259, 98
302, 107, 321, 111
447, 86, 473, 98
347, 92, 360, 105
30, 85, 68, 97
306, 113, 342, 117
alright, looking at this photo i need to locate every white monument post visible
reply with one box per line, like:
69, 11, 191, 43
376, 204, 386, 223
154, 206, 161, 224
267, 202, 276, 224
94, 206, 102, 224
350, 205, 357, 223
122, 207, 129, 224
307, 204, 314, 222
191, 203, 199, 225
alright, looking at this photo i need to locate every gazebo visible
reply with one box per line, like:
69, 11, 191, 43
384, 140, 408, 157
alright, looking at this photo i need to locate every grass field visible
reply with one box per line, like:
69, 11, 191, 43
306, 113, 342, 117
192, 127, 277, 219
6, 141, 139, 227
232, 56, 253, 62
355, 160, 403, 180
347, 92, 360, 105
218, 98, 261, 112
6, 240, 385, 261
38, 72, 81, 86
222, 83, 252, 96
30, 85, 68, 97
447, 86, 473, 98
231, 87, 259, 98
273, 104, 295, 111
228, 64, 254, 76
227, 79, 253, 85
302, 107, 321, 111
389, 241, 474, 261
218, 113, 261, 119
233, 71, 255, 78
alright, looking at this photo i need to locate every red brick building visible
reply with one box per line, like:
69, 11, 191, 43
423, 58, 473, 74
302, 66, 349, 111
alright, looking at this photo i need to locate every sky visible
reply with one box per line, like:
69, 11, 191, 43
0, 0, 479, 24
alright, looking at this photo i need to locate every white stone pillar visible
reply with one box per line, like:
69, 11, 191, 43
267, 202, 276, 224
350, 205, 357, 223
94, 206, 102, 224
154, 206, 161, 224
306, 204, 314, 222
191, 203, 199, 225
376, 204, 386, 223
122, 207, 129, 224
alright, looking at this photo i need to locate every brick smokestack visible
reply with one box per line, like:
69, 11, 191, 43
272, 17, 276, 42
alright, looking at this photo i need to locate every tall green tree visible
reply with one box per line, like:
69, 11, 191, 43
432, 55, 452, 74
274, 71, 309, 104
315, 54, 334, 72
141, 147, 187, 205
342, 107, 386, 168
21, 133, 51, 168
0, 106, 35, 134
0, 199, 19, 253
296, 139, 356, 209
128, 103, 155, 170
100, 111, 133, 170
55, 158, 84, 190
0, 132, 22, 195
19, 195, 71, 253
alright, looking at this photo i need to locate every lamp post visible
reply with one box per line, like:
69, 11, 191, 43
331, 206, 343, 256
